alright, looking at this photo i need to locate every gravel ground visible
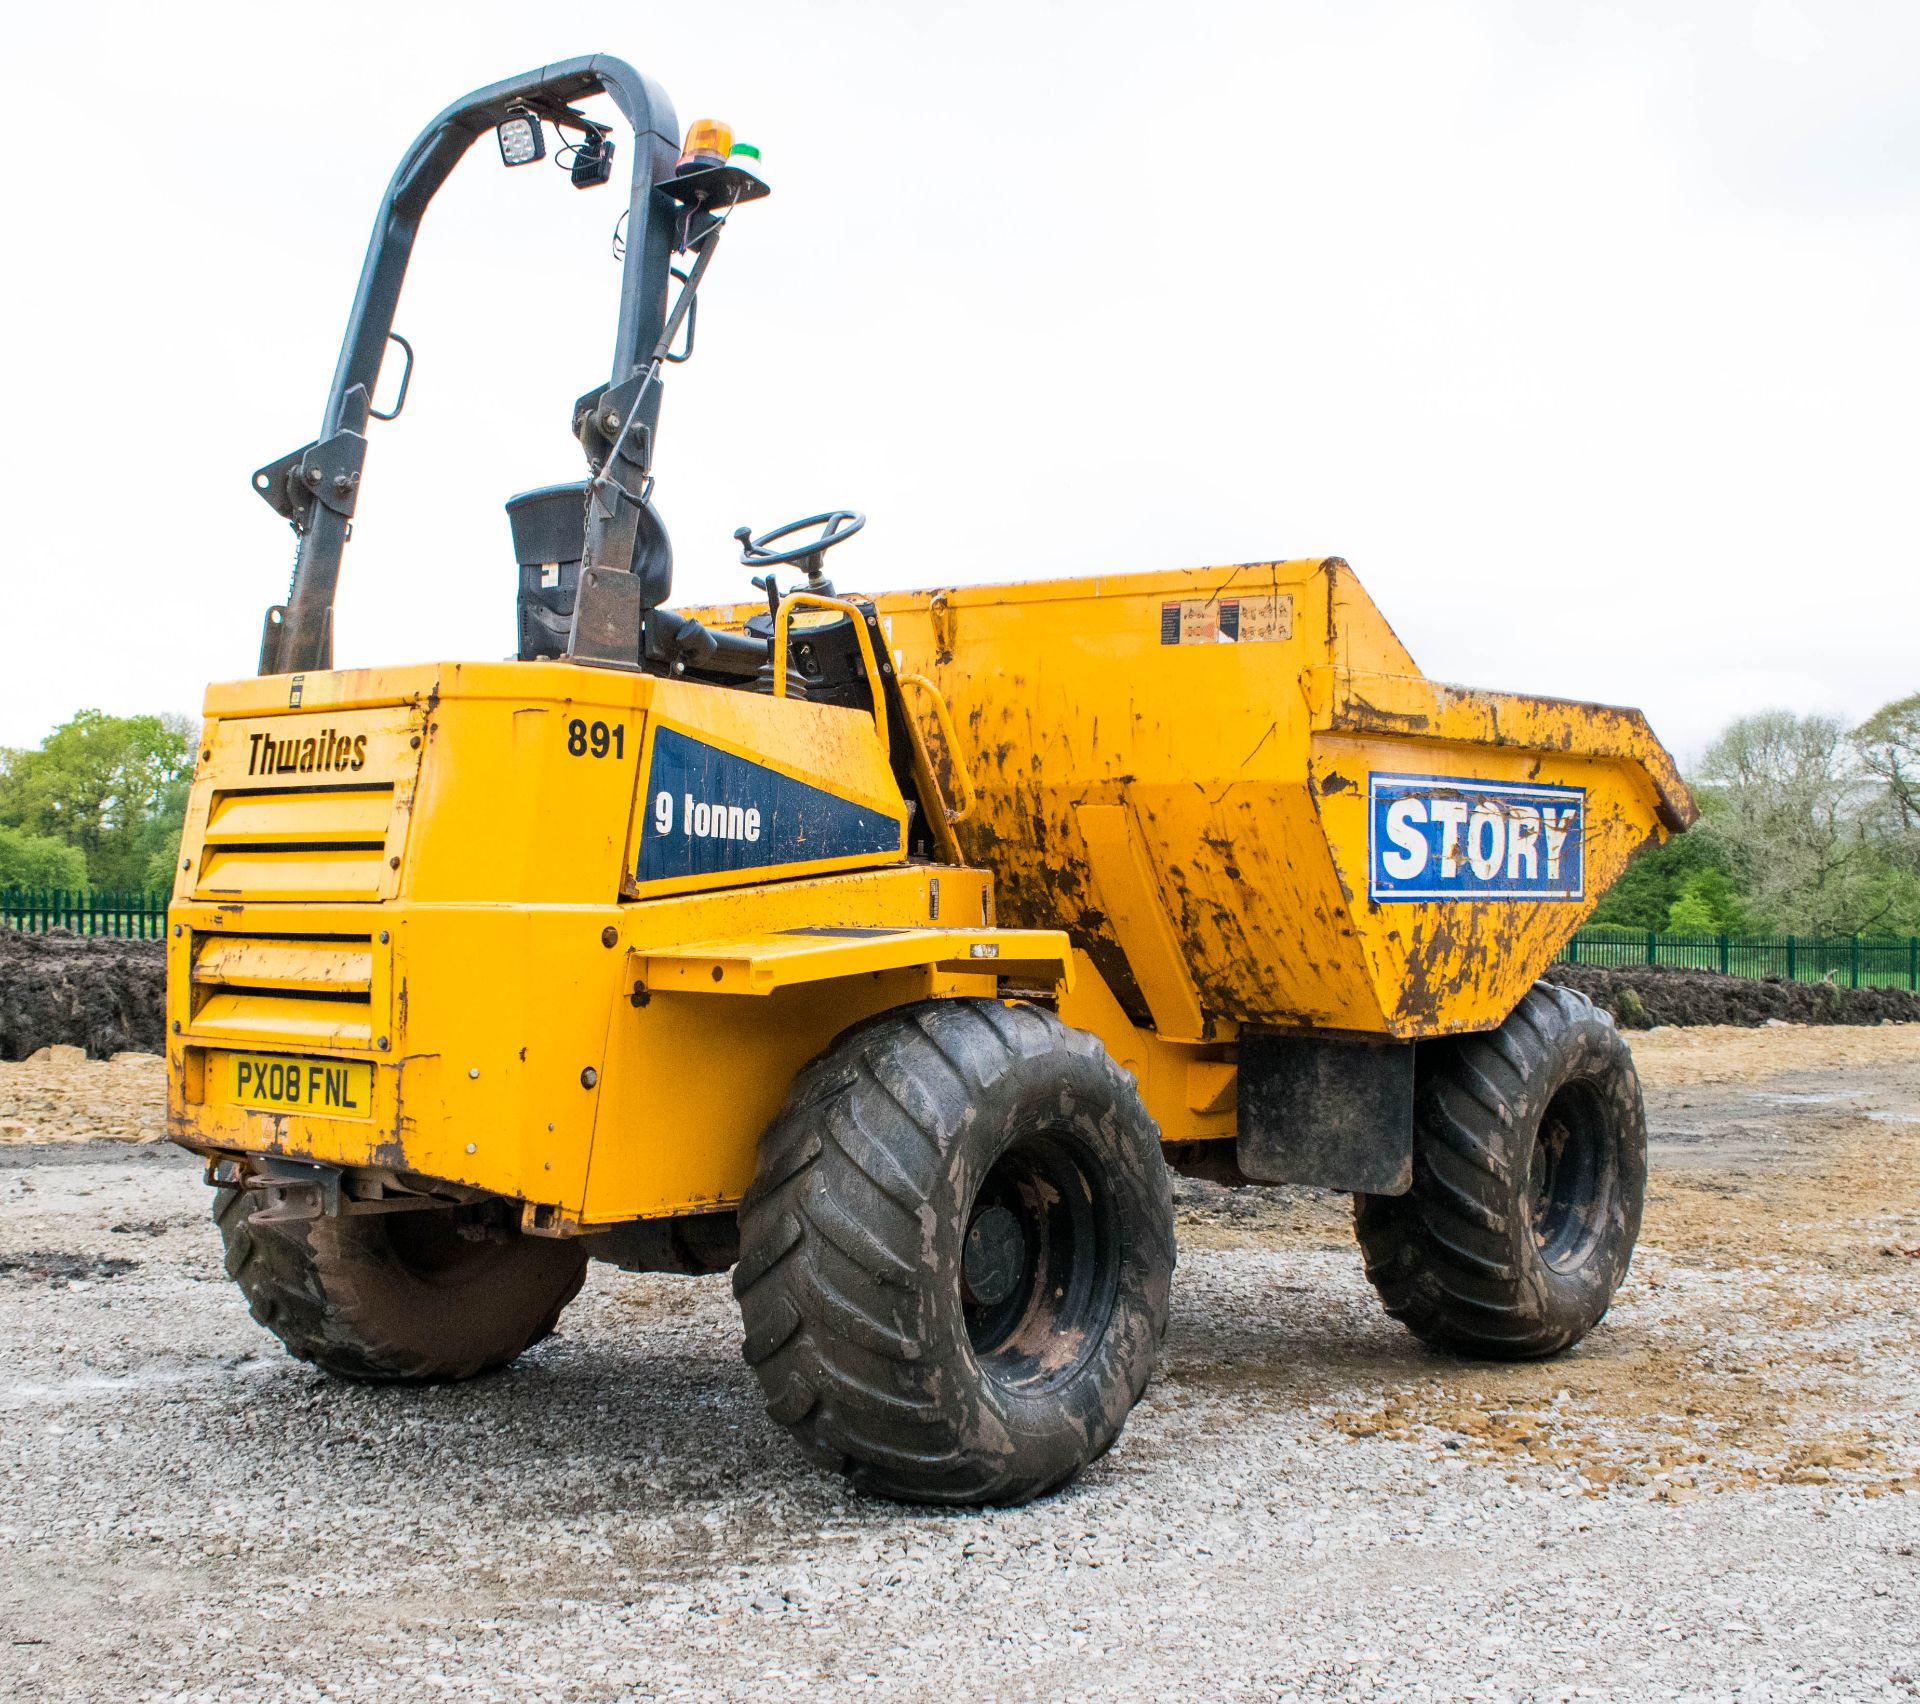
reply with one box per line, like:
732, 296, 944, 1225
1, 1025, 1917, 1702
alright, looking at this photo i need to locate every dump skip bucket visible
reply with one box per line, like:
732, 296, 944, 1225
877, 558, 1692, 1040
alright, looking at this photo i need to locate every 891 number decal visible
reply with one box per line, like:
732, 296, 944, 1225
566, 718, 626, 759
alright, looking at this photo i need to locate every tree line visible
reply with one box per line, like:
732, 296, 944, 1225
0, 711, 196, 892
1593, 693, 1920, 937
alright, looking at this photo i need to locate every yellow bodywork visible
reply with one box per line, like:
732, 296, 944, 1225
166, 660, 1067, 1227
170, 556, 1692, 1222
864, 559, 1694, 1141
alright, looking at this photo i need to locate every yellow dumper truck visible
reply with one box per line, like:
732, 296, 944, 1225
168, 56, 1694, 1505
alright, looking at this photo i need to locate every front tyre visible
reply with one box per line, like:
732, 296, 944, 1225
1354, 980, 1646, 1359
214, 1191, 588, 1382
733, 999, 1175, 1506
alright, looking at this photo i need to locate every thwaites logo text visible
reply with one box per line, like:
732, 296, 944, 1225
246, 728, 369, 777
636, 726, 901, 883
1367, 773, 1585, 902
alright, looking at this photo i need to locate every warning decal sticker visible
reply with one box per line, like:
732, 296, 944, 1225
1159, 593, 1293, 645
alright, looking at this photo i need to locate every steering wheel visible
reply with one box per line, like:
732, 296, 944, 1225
733, 510, 866, 576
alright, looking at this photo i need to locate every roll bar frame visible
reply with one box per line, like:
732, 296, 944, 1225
255, 55, 681, 676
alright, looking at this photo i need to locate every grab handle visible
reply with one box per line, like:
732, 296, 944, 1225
900, 674, 976, 824
771, 593, 890, 762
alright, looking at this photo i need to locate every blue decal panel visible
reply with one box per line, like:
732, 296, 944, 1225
636, 726, 902, 884
1368, 773, 1585, 902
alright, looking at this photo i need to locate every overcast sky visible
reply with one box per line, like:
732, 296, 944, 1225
4, 0, 1914, 762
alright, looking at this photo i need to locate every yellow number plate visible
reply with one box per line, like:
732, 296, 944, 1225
224, 1054, 374, 1121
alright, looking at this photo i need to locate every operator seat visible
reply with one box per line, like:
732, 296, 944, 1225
505, 481, 672, 661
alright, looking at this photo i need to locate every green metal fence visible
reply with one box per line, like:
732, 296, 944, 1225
1, 888, 171, 938
1560, 929, 1920, 991
5, 889, 1915, 987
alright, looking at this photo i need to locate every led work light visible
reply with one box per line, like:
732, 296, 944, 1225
496, 110, 544, 167
568, 128, 615, 189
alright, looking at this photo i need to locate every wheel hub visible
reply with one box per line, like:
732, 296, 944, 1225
962, 1204, 1025, 1307
959, 1130, 1120, 1393
1528, 1084, 1615, 1271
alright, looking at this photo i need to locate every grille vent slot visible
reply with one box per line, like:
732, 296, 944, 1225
194, 785, 398, 902
189, 932, 377, 1049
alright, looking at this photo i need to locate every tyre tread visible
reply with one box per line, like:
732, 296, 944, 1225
212, 1190, 585, 1383
733, 997, 1173, 1506
1354, 979, 1645, 1360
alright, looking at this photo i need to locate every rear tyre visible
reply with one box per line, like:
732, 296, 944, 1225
1353, 980, 1646, 1359
733, 998, 1175, 1506
213, 1190, 588, 1382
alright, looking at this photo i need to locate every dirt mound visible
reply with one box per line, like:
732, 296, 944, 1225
0, 929, 166, 1061
0, 1049, 166, 1142
1548, 963, 1920, 1029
